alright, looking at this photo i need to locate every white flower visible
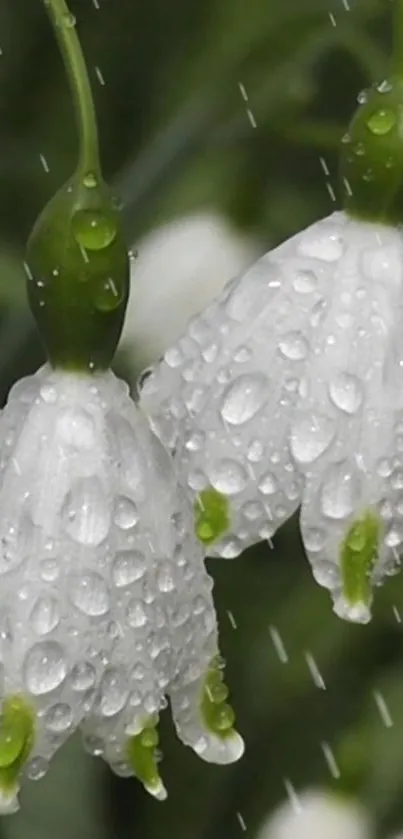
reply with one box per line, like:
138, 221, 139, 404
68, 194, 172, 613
258, 789, 372, 839
140, 210, 403, 623
0, 365, 243, 810
121, 212, 259, 369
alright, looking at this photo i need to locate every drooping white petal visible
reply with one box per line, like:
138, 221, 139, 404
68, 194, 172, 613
140, 212, 348, 556
294, 216, 403, 620
0, 364, 242, 798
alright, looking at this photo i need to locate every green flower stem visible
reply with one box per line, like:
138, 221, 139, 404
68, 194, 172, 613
26, 0, 130, 371
340, 1, 403, 225
42, 0, 100, 177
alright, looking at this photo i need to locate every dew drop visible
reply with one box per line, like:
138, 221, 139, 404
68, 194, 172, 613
328, 373, 363, 414
26, 756, 49, 781
290, 413, 335, 465
39, 558, 59, 583
30, 595, 60, 635
114, 496, 138, 530
298, 231, 343, 262
220, 373, 268, 425
71, 661, 96, 692
112, 550, 146, 587
292, 269, 317, 293
157, 562, 175, 593
45, 703, 73, 733
126, 599, 148, 628
320, 461, 360, 520
24, 641, 66, 696
278, 331, 309, 361
72, 209, 117, 251
209, 459, 247, 495
94, 278, 124, 312
61, 11, 76, 28
70, 572, 110, 616
99, 668, 128, 717
83, 172, 98, 189
367, 109, 396, 136
62, 477, 111, 546
258, 472, 278, 495
303, 526, 326, 552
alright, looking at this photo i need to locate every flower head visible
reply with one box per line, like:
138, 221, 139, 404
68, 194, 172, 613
0, 365, 242, 809
140, 210, 403, 623
121, 212, 259, 371
258, 789, 372, 839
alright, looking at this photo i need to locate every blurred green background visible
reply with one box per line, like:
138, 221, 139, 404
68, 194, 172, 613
1, 1, 403, 838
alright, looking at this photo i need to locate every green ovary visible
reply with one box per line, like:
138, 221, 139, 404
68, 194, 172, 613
340, 510, 380, 608
0, 696, 35, 794
126, 716, 165, 799
201, 657, 236, 739
194, 488, 230, 545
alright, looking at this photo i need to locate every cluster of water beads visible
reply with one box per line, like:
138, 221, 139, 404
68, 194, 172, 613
141, 210, 403, 619
0, 363, 242, 803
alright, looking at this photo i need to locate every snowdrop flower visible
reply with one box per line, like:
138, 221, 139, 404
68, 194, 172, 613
0, 365, 242, 810
121, 212, 259, 370
140, 76, 403, 624
257, 789, 372, 839
0, 0, 242, 811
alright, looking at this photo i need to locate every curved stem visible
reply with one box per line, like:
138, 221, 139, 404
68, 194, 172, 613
42, 0, 101, 176
394, 0, 403, 78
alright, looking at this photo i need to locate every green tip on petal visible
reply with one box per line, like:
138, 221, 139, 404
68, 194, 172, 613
126, 716, 167, 801
194, 488, 230, 546
0, 696, 35, 800
26, 173, 130, 372
340, 78, 403, 226
338, 510, 380, 622
201, 657, 237, 740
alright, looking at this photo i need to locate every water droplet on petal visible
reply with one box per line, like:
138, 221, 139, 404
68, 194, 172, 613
70, 572, 110, 616
258, 472, 278, 495
126, 599, 148, 628
292, 269, 317, 293
71, 661, 96, 692
114, 496, 138, 529
62, 478, 111, 546
45, 703, 73, 733
328, 373, 364, 414
220, 374, 268, 425
27, 756, 49, 780
209, 460, 247, 495
278, 331, 309, 361
99, 668, 128, 717
24, 641, 66, 695
30, 595, 60, 635
290, 413, 335, 465
113, 550, 146, 587
320, 461, 361, 519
